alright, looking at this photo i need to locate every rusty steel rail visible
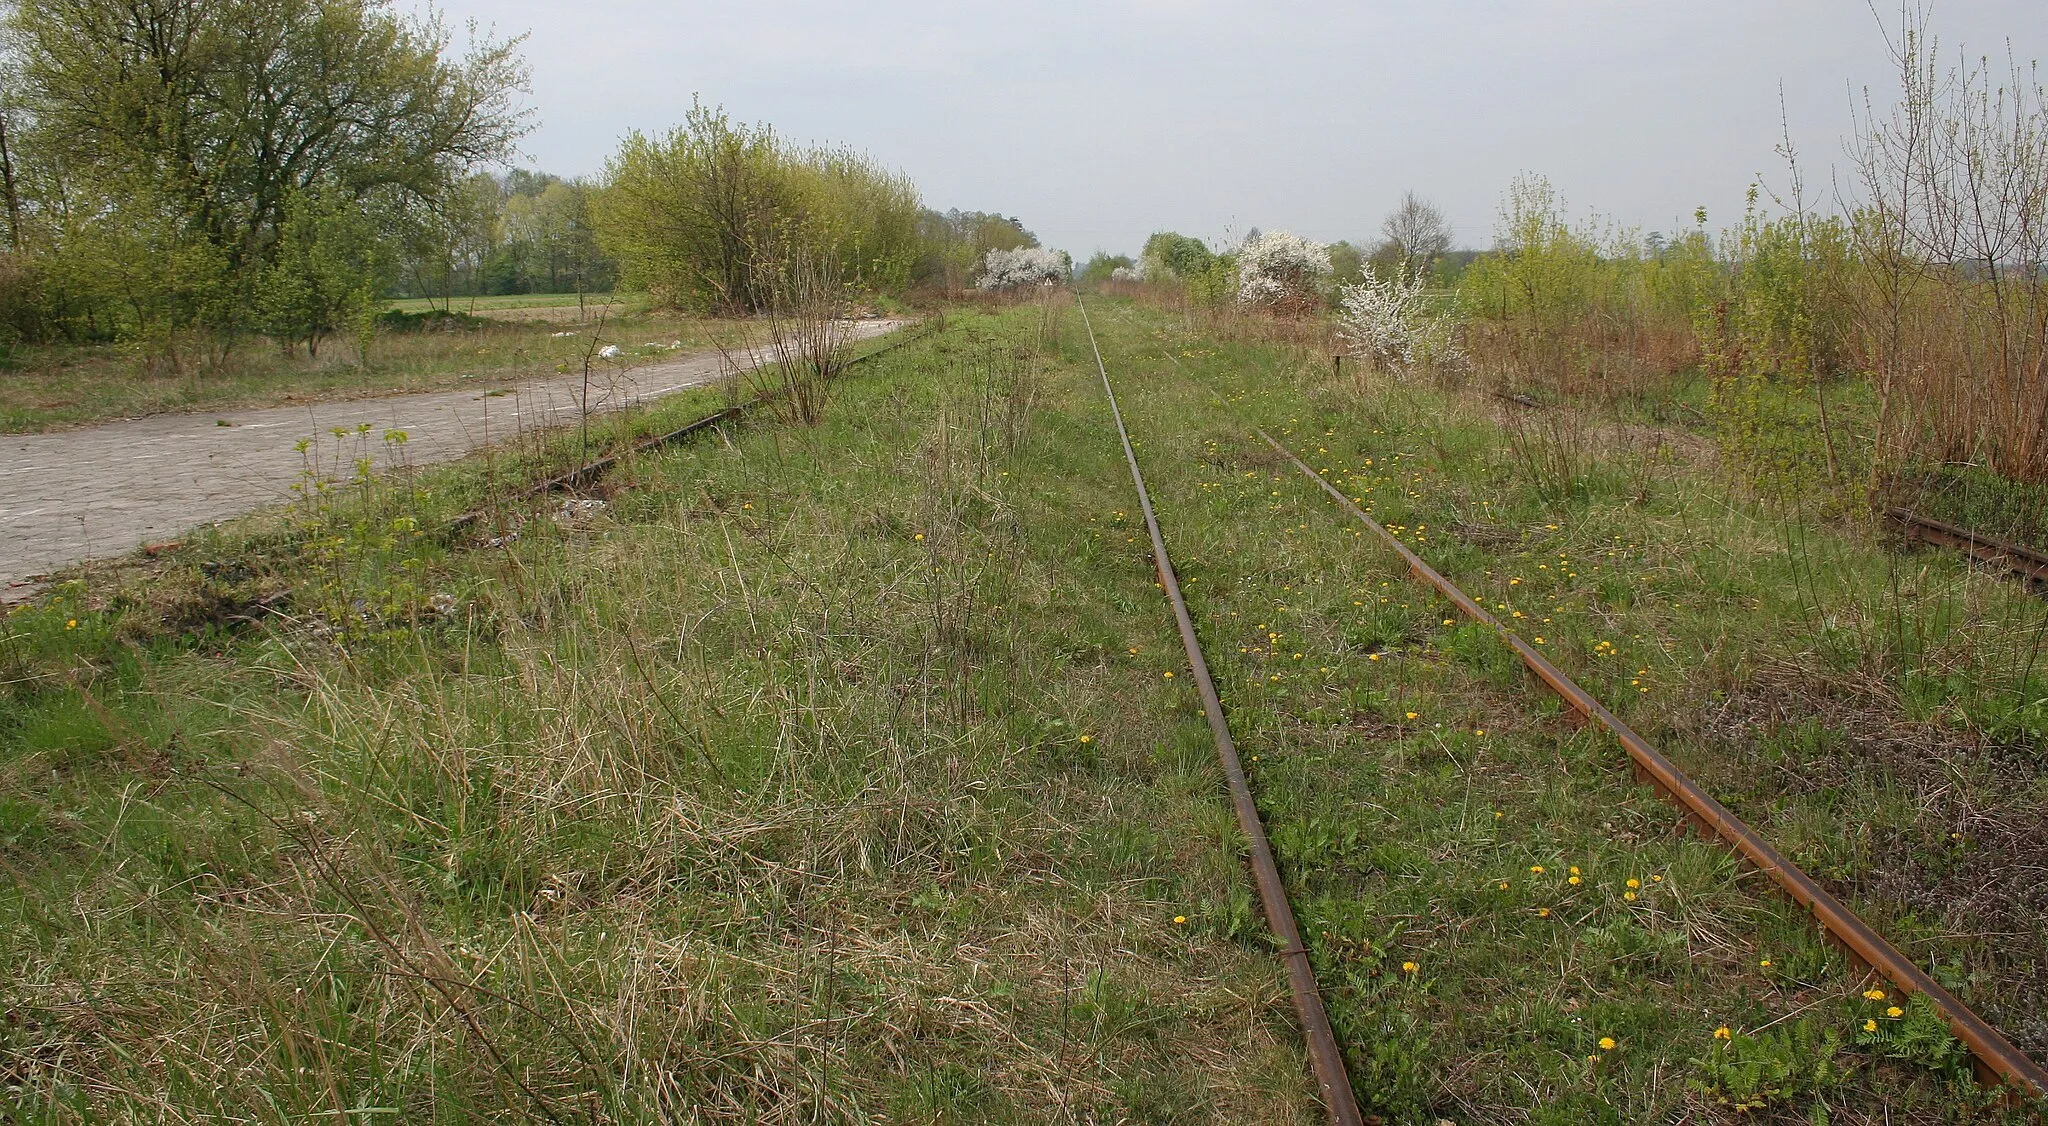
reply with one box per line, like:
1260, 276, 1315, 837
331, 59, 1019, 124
1886, 507, 2048, 587
1261, 428, 2048, 1098
1077, 299, 1364, 1126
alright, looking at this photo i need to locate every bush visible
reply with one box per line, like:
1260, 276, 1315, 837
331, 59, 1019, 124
1337, 263, 1463, 375
976, 246, 1069, 290
596, 99, 923, 313
1139, 232, 1215, 282
1234, 230, 1328, 314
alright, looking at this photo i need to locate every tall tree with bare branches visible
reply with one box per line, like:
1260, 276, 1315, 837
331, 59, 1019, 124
1376, 191, 1454, 270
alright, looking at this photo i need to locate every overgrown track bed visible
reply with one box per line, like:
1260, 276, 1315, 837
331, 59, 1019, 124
1885, 508, 2048, 589
1078, 297, 1363, 1126
1074, 294, 2048, 1122
445, 321, 935, 535
1262, 428, 2048, 1100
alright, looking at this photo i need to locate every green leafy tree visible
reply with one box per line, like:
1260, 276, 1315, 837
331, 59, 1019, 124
255, 187, 395, 358
1077, 252, 1133, 285
1140, 232, 1216, 280
595, 99, 796, 313
1328, 240, 1365, 287
913, 210, 1035, 291
8, 0, 528, 352
596, 100, 922, 312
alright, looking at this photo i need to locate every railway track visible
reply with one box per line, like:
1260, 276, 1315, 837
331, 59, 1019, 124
1077, 299, 1365, 1126
1886, 506, 2048, 587
1076, 295, 2048, 1114
446, 321, 934, 536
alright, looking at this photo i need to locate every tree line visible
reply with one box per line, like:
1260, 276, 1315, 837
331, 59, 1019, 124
391, 170, 613, 309
0, 0, 1036, 367
0, 0, 529, 364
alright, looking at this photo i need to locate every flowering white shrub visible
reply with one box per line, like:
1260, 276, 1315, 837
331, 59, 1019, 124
1109, 260, 1145, 282
1336, 263, 1464, 372
1234, 230, 1329, 308
976, 246, 1069, 290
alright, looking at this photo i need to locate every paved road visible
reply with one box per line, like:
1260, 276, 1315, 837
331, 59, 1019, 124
2, 320, 906, 597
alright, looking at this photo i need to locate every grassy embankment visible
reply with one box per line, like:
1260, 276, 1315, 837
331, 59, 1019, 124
0, 296, 721, 433
2, 297, 2043, 1121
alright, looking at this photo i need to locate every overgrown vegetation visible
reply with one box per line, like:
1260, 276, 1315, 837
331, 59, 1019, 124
1123, 16, 2048, 534
0, 308, 1324, 1122
10, 298, 2045, 1120
595, 99, 924, 314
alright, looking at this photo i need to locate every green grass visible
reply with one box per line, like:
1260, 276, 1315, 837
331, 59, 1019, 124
0, 308, 726, 432
2, 296, 2043, 1121
0, 307, 1318, 1121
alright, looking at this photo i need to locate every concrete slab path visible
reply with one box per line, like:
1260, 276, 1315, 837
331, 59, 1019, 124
1, 319, 907, 597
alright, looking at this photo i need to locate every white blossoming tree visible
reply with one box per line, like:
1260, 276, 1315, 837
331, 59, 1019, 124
1234, 230, 1330, 311
1337, 263, 1464, 375
976, 246, 1070, 290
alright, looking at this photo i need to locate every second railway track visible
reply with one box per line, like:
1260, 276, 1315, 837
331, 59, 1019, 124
1077, 294, 2048, 1116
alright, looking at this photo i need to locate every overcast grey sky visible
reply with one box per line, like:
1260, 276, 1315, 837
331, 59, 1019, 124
413, 2, 2046, 259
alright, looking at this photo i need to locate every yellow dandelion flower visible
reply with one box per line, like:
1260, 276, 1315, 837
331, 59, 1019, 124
1163, 671, 1175, 679
1886, 1006, 1903, 1018
1497, 881, 1509, 891
1368, 653, 1381, 661
1173, 915, 1187, 925
65, 619, 77, 630
1623, 891, 1637, 901
1626, 878, 1640, 889
1714, 1026, 1732, 1040
1400, 961, 1418, 974
913, 533, 925, 541
1078, 735, 1093, 744
1536, 908, 1551, 917
1569, 866, 1580, 876
1598, 1037, 1616, 1051
1863, 989, 1886, 1001
1568, 876, 1582, 886
1529, 865, 1545, 875
1760, 959, 1772, 969
1405, 711, 1419, 720
1864, 1019, 1878, 1032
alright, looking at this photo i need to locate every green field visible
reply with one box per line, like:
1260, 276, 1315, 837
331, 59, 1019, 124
3, 298, 2042, 1121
